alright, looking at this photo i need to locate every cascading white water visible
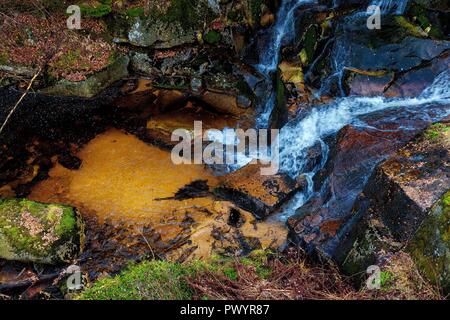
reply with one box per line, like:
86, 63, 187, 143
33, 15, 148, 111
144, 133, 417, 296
207, 0, 221, 14
272, 69, 450, 219
370, 0, 409, 15
256, 0, 316, 126
257, 0, 315, 73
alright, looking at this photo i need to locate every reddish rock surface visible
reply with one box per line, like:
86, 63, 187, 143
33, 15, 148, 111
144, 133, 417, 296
215, 164, 307, 219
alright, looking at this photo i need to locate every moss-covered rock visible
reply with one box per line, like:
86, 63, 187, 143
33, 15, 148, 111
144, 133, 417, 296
0, 198, 84, 264
42, 54, 129, 98
79, 0, 113, 18
407, 191, 450, 293
127, 0, 218, 48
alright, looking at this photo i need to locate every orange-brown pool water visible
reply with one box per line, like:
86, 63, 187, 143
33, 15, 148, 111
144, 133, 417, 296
28, 129, 286, 260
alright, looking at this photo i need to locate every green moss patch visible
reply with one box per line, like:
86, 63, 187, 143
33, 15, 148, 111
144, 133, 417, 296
80, 0, 113, 18
0, 198, 82, 264
77, 250, 274, 300
424, 123, 450, 141
408, 190, 450, 293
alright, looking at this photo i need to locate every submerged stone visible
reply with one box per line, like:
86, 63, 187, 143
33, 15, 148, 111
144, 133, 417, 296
0, 198, 83, 264
215, 164, 307, 219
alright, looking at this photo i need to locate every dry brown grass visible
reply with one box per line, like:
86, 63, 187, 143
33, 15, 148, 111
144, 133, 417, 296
187, 248, 444, 300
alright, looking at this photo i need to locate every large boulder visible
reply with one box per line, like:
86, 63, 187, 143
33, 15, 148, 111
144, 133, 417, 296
42, 55, 129, 98
287, 122, 419, 257
122, 0, 274, 49
340, 120, 450, 292
0, 198, 84, 264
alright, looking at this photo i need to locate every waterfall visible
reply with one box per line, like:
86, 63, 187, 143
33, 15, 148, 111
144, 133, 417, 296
207, 0, 221, 14
370, 0, 409, 15
256, 0, 316, 126
273, 69, 450, 219
256, 0, 315, 74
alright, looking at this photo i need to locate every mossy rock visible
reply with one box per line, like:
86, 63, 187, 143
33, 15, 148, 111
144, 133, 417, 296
408, 190, 450, 293
0, 198, 84, 264
127, 0, 218, 48
42, 54, 129, 98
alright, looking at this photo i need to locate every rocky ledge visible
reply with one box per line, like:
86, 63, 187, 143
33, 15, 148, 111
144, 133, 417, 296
341, 119, 449, 292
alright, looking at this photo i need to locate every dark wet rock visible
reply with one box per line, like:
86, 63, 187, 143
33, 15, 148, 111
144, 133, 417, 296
347, 72, 394, 97
348, 51, 450, 98
326, 10, 450, 97
269, 69, 288, 129
228, 208, 246, 228
288, 113, 432, 258
157, 180, 211, 201
58, 153, 82, 170
361, 121, 449, 241
42, 55, 129, 98
130, 52, 155, 76
341, 35, 450, 79
215, 164, 307, 219
385, 51, 450, 97
0, 198, 84, 264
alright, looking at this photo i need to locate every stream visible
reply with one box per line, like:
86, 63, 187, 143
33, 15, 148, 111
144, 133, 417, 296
0, 0, 449, 289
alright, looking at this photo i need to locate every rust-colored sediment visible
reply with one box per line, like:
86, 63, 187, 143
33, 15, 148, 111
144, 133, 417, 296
28, 129, 286, 260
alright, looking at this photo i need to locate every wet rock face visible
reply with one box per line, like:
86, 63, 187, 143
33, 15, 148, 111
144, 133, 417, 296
324, 8, 450, 98
288, 121, 419, 256
215, 164, 307, 219
340, 120, 449, 291
363, 120, 450, 241
0, 198, 83, 264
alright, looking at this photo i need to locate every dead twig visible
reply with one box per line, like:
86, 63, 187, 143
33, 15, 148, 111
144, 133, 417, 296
0, 67, 41, 136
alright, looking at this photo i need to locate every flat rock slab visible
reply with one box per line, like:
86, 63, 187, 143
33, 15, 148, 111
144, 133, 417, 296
215, 164, 307, 219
